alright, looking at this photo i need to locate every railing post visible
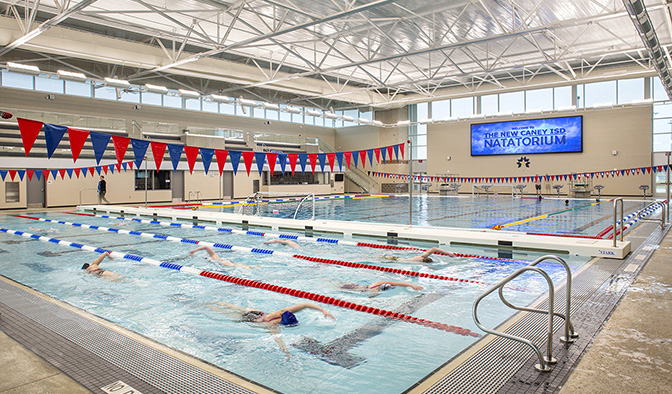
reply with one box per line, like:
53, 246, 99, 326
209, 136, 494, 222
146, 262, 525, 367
613, 198, 624, 247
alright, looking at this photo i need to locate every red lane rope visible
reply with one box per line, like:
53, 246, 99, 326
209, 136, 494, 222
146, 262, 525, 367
199, 270, 479, 337
595, 225, 613, 239
292, 254, 490, 286
355, 242, 525, 263
524, 232, 602, 240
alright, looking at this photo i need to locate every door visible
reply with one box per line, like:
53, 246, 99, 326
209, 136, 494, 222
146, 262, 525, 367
171, 171, 184, 202
223, 172, 233, 199
27, 172, 45, 208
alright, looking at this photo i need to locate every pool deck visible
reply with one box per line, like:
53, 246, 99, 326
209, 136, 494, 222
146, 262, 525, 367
1, 206, 670, 394
79, 204, 631, 259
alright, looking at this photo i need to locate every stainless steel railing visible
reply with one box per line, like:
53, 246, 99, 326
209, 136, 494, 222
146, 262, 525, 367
473, 254, 577, 372
637, 200, 667, 229
613, 198, 624, 247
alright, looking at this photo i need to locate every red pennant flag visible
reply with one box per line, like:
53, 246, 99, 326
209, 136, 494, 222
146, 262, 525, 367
308, 153, 318, 174
215, 149, 228, 176
386, 146, 394, 161
266, 152, 277, 174
67, 128, 90, 163
111, 136, 131, 164
128, 161, 134, 170
42, 169, 50, 180
74, 168, 81, 178
288, 153, 298, 176
102, 166, 108, 175
151, 142, 167, 172
115, 163, 121, 172
8, 170, 17, 181
27, 170, 34, 181
242, 151, 254, 176
58, 169, 66, 179
399, 143, 405, 159
327, 152, 336, 172
344, 152, 352, 169
17, 118, 44, 156
359, 150, 367, 168
184, 146, 200, 174
374, 148, 381, 163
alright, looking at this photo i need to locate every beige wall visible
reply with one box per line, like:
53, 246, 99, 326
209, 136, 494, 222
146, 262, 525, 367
427, 106, 653, 196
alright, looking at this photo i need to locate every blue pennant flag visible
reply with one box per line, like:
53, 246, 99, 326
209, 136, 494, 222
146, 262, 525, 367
0, 170, 6, 181
200, 148, 215, 174
277, 153, 288, 175
81, 167, 87, 178
229, 150, 242, 175
108, 164, 115, 174
66, 169, 73, 178
381, 147, 387, 162
50, 169, 58, 179
254, 152, 266, 176
122, 162, 128, 171
317, 153, 327, 173
44, 123, 68, 159
167, 144, 183, 172
367, 149, 374, 167
35, 170, 42, 181
335, 152, 344, 171
17, 170, 25, 181
131, 139, 150, 169
393, 144, 399, 160
298, 153, 308, 174
89, 132, 111, 164
95, 166, 102, 175
352, 150, 359, 168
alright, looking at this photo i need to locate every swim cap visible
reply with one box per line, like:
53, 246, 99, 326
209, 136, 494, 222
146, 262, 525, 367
280, 311, 298, 326
81, 263, 90, 270
379, 283, 393, 291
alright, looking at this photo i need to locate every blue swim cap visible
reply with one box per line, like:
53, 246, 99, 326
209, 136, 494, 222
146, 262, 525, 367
280, 310, 298, 326
379, 283, 393, 291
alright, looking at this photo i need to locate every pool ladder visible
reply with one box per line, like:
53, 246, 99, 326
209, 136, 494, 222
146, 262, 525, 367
472, 255, 578, 372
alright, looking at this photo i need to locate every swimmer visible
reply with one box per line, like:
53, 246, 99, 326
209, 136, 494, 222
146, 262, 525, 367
329, 279, 423, 292
28, 227, 59, 233
263, 239, 300, 248
383, 247, 456, 263
211, 301, 335, 359
565, 199, 569, 206
81, 251, 120, 280
190, 245, 257, 269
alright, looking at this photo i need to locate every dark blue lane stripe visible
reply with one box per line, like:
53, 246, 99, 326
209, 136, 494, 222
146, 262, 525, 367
124, 254, 143, 261
180, 239, 198, 244
250, 248, 273, 254
160, 262, 182, 270
317, 238, 338, 243
279, 234, 299, 239
212, 243, 233, 249
153, 234, 168, 239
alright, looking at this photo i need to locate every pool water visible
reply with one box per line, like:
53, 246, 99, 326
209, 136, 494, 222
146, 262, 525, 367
0, 212, 589, 394
204, 195, 647, 237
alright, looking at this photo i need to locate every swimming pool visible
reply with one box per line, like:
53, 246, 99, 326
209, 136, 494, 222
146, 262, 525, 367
196, 195, 649, 238
0, 211, 589, 394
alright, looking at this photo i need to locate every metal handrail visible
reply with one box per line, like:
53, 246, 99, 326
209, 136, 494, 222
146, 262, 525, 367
613, 198, 624, 247
187, 191, 194, 203
472, 254, 577, 372
637, 200, 667, 229
474, 266, 555, 372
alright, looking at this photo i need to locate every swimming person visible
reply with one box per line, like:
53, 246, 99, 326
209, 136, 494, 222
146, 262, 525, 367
383, 247, 456, 263
81, 251, 120, 280
330, 279, 423, 293
190, 245, 257, 269
211, 301, 336, 359
263, 239, 300, 248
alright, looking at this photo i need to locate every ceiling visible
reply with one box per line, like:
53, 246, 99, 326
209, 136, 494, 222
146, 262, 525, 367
1, 0, 671, 110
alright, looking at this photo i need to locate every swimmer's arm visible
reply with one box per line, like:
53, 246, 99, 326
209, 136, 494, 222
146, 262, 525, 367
190, 245, 219, 259
91, 251, 112, 268
375, 281, 424, 290
280, 303, 336, 320
212, 301, 248, 313
269, 326, 291, 360
422, 247, 456, 258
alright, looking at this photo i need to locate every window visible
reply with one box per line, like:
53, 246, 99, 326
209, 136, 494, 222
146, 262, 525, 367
184, 98, 201, 111
221, 102, 236, 115
431, 99, 450, 119
142, 92, 163, 106
163, 95, 182, 108
1, 71, 33, 89
554, 86, 572, 109
202, 100, 218, 113
653, 77, 668, 101
617, 78, 644, 104
584, 81, 616, 107
35, 77, 64, 94
451, 97, 474, 118
119, 90, 140, 103
409, 103, 428, 160
95, 86, 118, 100
525, 88, 554, 112
499, 91, 525, 113
65, 81, 92, 97
481, 94, 498, 115
135, 170, 171, 190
